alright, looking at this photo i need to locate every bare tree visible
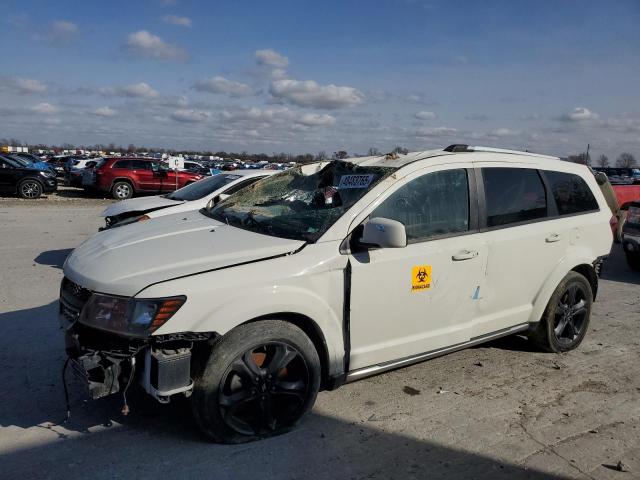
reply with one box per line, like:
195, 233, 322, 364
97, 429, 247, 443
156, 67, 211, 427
392, 145, 409, 155
567, 153, 589, 165
597, 154, 609, 168
332, 150, 348, 160
616, 152, 637, 168
367, 147, 380, 156
316, 151, 327, 160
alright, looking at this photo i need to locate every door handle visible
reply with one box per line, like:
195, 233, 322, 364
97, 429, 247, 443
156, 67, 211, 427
545, 233, 562, 243
452, 250, 479, 261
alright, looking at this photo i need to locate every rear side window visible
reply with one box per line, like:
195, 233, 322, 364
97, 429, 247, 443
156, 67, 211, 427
113, 160, 131, 169
371, 169, 469, 243
545, 171, 599, 215
482, 168, 547, 227
130, 160, 150, 170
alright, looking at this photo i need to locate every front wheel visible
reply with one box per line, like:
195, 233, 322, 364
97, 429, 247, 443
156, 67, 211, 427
191, 320, 321, 443
529, 271, 593, 353
18, 179, 43, 199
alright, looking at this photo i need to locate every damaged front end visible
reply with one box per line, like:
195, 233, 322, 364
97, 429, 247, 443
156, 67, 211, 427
59, 277, 212, 405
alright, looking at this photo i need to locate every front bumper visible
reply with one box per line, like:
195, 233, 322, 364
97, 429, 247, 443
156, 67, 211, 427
43, 177, 57, 192
59, 278, 202, 403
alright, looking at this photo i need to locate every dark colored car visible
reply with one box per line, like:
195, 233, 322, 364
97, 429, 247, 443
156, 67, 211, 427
10, 152, 56, 174
622, 201, 640, 270
94, 157, 204, 200
47, 157, 71, 177
593, 167, 640, 185
0, 155, 57, 198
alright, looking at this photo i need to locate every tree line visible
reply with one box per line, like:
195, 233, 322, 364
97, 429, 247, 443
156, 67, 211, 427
567, 151, 637, 168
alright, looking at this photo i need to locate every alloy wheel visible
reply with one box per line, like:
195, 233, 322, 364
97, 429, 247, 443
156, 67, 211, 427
218, 342, 310, 436
115, 184, 131, 199
20, 181, 41, 198
553, 284, 588, 346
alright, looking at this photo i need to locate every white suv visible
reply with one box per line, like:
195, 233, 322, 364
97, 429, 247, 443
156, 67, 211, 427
60, 145, 612, 443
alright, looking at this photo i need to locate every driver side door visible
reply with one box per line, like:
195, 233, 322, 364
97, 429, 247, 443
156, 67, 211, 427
347, 166, 487, 371
0, 159, 17, 192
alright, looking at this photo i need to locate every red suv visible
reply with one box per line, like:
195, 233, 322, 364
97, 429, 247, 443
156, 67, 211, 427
94, 158, 204, 200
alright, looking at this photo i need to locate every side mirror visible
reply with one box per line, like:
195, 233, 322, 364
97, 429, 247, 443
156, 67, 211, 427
361, 217, 407, 248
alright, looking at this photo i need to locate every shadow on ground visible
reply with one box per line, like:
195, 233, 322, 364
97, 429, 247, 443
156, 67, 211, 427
0, 301, 566, 480
34, 249, 73, 269
600, 243, 640, 285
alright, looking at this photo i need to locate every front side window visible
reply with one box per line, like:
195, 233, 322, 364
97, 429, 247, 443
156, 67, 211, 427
371, 169, 470, 243
208, 161, 394, 242
222, 176, 263, 195
545, 171, 599, 215
482, 168, 547, 227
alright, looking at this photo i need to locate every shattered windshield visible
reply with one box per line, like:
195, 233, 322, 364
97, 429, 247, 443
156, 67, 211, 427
207, 161, 394, 242
167, 174, 241, 201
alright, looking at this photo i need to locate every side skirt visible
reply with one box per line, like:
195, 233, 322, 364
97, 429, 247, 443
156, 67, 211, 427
345, 323, 530, 383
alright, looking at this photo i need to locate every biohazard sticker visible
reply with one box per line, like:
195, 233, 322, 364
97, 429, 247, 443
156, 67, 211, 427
411, 265, 432, 292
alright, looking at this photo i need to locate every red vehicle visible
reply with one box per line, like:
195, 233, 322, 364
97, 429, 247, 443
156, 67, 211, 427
612, 184, 640, 242
93, 157, 204, 200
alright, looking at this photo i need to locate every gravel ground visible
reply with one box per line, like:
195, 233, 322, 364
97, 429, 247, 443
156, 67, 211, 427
0, 202, 638, 480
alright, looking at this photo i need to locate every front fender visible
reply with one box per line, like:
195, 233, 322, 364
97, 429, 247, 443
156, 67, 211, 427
139, 242, 347, 376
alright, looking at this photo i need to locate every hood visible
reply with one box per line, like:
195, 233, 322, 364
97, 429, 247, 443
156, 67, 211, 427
101, 195, 183, 217
64, 210, 305, 297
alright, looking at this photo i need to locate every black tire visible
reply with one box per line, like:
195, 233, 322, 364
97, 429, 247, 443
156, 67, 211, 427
111, 180, 134, 200
528, 271, 593, 353
626, 252, 640, 271
17, 179, 43, 199
191, 320, 321, 443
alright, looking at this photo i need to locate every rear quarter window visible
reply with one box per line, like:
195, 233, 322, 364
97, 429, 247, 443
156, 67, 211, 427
545, 171, 599, 215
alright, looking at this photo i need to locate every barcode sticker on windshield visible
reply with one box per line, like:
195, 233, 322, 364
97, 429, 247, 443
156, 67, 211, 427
338, 174, 375, 189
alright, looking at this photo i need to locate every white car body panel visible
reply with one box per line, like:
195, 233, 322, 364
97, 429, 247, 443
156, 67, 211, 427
64, 210, 304, 297
102, 195, 182, 217
63, 148, 613, 381
100, 170, 275, 220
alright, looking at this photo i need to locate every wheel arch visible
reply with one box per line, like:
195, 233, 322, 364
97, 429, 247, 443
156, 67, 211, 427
110, 177, 137, 191
17, 176, 45, 195
529, 251, 601, 326
242, 312, 332, 390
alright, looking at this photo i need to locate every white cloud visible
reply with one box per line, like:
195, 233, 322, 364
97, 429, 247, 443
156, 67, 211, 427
255, 49, 289, 68
269, 79, 364, 109
415, 110, 436, 120
35, 20, 78, 45
221, 107, 294, 124
414, 126, 458, 137
296, 113, 336, 127
0, 77, 47, 94
193, 76, 252, 97
120, 82, 159, 98
124, 30, 188, 61
162, 15, 192, 27
488, 127, 518, 137
563, 107, 599, 122
171, 109, 211, 123
31, 103, 57, 114
93, 106, 116, 117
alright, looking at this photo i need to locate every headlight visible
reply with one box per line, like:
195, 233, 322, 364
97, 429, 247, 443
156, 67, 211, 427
39, 170, 55, 178
79, 293, 186, 337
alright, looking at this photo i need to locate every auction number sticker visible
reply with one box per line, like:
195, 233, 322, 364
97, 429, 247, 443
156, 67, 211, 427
338, 174, 375, 189
411, 265, 432, 292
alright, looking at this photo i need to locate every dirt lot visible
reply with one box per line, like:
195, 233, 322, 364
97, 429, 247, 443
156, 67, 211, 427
0, 201, 638, 480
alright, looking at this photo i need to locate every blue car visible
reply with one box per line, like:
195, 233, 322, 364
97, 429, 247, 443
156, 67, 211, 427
8, 153, 55, 174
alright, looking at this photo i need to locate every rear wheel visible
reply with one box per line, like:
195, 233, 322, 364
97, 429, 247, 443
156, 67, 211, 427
111, 181, 134, 200
529, 271, 593, 352
191, 320, 321, 443
18, 179, 43, 199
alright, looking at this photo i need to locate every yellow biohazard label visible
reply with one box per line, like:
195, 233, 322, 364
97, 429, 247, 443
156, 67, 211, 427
411, 265, 432, 291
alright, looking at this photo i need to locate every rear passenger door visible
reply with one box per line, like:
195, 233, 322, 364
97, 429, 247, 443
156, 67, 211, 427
473, 166, 566, 336
131, 160, 160, 191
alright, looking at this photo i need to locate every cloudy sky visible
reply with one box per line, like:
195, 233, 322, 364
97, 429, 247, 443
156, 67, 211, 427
1, 0, 639, 158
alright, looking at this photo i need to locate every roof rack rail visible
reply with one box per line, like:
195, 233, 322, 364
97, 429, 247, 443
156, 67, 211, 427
443, 144, 470, 152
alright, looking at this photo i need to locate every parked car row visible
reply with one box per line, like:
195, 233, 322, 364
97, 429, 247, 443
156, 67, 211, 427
0, 154, 57, 198
57, 145, 625, 444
